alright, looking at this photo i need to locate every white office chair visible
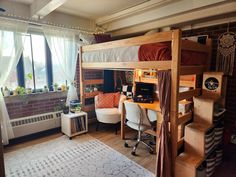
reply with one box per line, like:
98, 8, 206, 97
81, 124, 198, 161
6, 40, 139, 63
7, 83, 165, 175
124, 101, 154, 155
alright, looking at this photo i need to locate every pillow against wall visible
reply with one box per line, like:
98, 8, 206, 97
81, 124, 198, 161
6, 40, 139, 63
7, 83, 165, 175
114, 92, 120, 107
144, 29, 159, 36
97, 93, 115, 108
94, 34, 112, 43
79, 32, 96, 45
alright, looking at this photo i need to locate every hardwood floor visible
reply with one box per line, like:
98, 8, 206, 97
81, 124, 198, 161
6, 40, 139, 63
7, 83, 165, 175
4, 123, 157, 174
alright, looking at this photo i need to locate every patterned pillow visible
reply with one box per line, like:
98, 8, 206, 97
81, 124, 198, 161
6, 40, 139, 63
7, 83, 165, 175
97, 93, 115, 108
114, 92, 120, 107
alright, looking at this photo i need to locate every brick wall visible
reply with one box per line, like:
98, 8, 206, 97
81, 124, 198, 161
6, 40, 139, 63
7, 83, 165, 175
182, 22, 236, 134
5, 92, 67, 119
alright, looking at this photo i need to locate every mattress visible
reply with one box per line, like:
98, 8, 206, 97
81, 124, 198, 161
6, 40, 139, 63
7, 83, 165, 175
82, 46, 139, 63
82, 41, 207, 66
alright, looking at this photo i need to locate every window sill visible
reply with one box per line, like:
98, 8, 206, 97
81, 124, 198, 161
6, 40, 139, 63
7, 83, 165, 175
4, 91, 68, 104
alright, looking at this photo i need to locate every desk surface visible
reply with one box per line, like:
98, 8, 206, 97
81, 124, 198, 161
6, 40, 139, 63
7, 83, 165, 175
125, 99, 161, 112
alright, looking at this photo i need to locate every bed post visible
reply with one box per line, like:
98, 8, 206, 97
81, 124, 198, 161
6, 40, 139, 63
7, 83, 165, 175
170, 29, 181, 175
79, 46, 84, 109
206, 38, 212, 70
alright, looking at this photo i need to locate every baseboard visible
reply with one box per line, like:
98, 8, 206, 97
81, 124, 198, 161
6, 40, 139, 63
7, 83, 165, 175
6, 128, 61, 147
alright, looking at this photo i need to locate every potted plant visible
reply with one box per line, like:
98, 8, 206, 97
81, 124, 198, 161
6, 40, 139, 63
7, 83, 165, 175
3, 86, 10, 96
25, 73, 33, 94
53, 83, 59, 91
13, 87, 18, 96
61, 84, 67, 91
43, 85, 49, 92
17, 86, 26, 96
62, 104, 69, 114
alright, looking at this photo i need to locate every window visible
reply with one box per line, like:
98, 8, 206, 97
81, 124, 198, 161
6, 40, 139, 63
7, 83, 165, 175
23, 34, 47, 90
3, 32, 70, 94
52, 54, 66, 87
2, 31, 17, 89
5, 70, 18, 90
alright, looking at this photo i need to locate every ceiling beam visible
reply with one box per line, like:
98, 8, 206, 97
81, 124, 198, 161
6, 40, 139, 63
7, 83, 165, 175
100, 0, 229, 32
30, 0, 68, 19
96, 0, 173, 25
110, 1, 236, 36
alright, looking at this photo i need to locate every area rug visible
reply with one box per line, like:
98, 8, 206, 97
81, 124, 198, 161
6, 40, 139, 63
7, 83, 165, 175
4, 135, 155, 177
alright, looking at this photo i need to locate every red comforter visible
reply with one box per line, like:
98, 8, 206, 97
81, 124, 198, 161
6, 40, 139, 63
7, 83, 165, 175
138, 42, 207, 66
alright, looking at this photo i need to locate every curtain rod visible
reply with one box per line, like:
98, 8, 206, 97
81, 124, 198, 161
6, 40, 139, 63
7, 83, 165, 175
0, 13, 95, 34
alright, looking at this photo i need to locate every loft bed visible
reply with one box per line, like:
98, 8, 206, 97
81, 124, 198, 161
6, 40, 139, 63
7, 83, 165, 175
79, 29, 212, 176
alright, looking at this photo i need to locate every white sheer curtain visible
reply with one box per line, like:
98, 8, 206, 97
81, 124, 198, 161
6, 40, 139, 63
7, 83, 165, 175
43, 27, 79, 105
0, 19, 28, 145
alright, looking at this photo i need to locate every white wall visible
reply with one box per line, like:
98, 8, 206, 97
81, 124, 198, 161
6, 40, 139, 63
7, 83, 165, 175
0, 1, 95, 31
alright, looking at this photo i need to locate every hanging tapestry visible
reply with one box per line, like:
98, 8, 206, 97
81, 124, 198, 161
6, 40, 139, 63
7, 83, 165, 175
216, 32, 236, 75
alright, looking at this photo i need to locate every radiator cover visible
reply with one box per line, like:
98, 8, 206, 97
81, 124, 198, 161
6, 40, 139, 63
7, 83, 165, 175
10, 111, 62, 138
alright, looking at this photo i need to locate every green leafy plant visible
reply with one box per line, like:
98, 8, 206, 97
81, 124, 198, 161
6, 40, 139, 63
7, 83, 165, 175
16, 86, 26, 96
53, 83, 59, 91
26, 73, 33, 80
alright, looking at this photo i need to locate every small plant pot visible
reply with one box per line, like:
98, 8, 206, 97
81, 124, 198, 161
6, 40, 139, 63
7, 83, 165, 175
13, 90, 18, 96
26, 88, 32, 94
3, 90, 10, 96
63, 106, 69, 114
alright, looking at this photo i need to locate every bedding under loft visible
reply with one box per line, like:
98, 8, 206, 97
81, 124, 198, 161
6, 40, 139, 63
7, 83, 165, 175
79, 29, 212, 176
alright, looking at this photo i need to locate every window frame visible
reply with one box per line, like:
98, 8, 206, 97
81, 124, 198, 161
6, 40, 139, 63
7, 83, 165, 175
15, 32, 53, 92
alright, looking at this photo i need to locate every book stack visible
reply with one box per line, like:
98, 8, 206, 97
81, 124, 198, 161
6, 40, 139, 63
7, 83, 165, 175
71, 116, 86, 134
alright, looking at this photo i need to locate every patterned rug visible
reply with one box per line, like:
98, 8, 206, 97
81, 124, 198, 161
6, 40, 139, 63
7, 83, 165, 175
4, 135, 154, 177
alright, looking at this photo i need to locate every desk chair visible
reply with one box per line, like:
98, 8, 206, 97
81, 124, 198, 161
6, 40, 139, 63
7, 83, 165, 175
124, 101, 154, 155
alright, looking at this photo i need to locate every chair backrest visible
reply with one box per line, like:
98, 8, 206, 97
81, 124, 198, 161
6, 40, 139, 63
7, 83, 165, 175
124, 101, 151, 127
94, 94, 126, 111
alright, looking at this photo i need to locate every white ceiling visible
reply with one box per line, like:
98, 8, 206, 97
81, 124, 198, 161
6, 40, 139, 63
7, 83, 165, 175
8, 0, 150, 19
57, 0, 149, 19
9, 0, 33, 4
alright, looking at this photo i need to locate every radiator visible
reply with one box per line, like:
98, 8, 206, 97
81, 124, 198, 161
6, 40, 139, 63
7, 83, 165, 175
10, 111, 62, 138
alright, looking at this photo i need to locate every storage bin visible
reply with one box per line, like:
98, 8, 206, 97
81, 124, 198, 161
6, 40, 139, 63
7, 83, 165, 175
206, 153, 216, 177
196, 163, 206, 177
205, 129, 215, 155
214, 125, 224, 147
215, 148, 223, 166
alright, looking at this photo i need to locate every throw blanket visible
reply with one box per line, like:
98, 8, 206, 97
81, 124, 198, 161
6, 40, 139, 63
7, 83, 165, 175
138, 41, 207, 66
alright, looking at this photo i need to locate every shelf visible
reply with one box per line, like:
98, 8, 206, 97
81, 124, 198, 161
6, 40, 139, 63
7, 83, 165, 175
186, 122, 212, 133
84, 91, 102, 98
134, 77, 157, 84
61, 112, 88, 139
176, 152, 204, 169
83, 104, 95, 112
84, 79, 103, 85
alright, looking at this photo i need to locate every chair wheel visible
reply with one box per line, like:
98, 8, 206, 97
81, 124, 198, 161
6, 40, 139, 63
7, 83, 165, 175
131, 151, 136, 156
124, 142, 129, 148
149, 149, 154, 154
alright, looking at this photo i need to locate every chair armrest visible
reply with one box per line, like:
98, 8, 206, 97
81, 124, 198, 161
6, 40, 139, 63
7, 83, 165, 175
94, 95, 98, 109
118, 95, 127, 113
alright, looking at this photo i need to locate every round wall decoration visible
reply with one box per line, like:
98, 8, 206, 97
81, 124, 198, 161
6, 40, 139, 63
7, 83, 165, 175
204, 77, 219, 91
216, 31, 236, 76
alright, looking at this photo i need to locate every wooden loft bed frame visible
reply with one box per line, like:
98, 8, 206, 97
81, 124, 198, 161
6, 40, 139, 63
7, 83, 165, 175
79, 29, 212, 175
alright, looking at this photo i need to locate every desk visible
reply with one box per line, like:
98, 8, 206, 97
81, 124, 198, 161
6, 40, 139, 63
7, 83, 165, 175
121, 99, 162, 140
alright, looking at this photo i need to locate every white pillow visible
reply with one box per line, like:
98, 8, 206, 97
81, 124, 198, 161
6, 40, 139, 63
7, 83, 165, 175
144, 29, 159, 36
79, 33, 96, 45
